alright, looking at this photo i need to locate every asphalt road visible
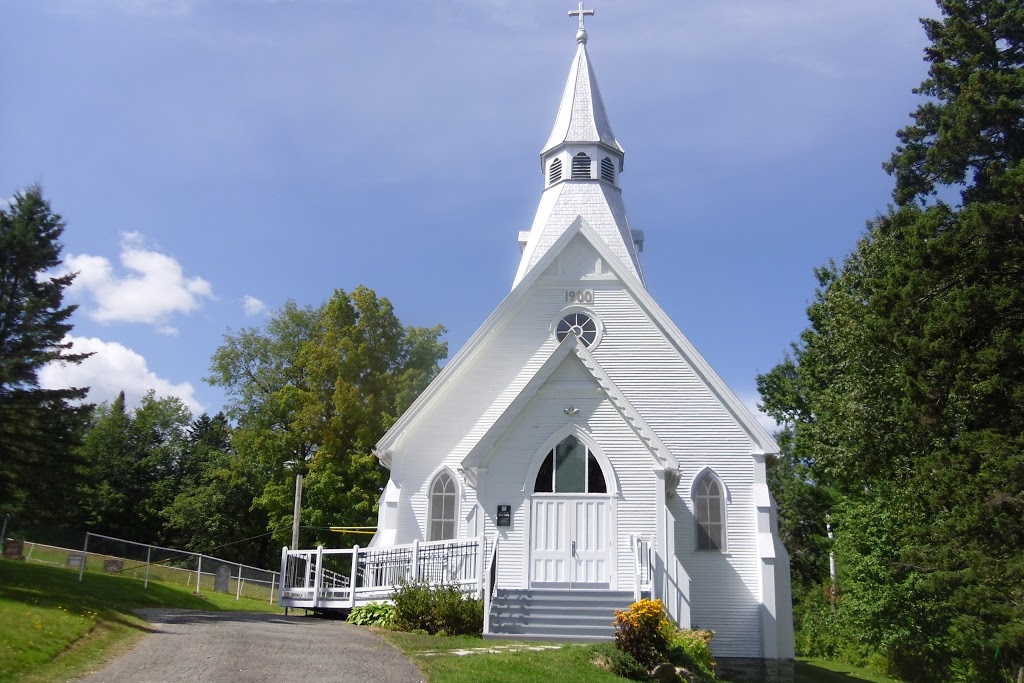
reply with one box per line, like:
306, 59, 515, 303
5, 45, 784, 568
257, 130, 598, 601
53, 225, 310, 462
78, 609, 425, 683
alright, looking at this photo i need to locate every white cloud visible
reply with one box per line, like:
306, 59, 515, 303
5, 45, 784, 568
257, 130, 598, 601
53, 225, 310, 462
40, 335, 203, 413
64, 232, 213, 333
739, 391, 781, 436
242, 295, 268, 316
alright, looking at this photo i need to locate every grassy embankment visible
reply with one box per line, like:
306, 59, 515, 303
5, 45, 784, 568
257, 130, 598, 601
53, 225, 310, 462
381, 630, 911, 683
0, 558, 283, 683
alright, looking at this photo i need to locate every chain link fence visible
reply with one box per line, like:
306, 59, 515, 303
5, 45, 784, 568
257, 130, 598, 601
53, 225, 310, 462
1, 519, 279, 605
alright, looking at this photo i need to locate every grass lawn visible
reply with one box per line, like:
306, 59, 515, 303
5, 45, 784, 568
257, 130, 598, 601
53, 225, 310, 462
380, 631, 625, 683
0, 558, 283, 683
380, 630, 911, 683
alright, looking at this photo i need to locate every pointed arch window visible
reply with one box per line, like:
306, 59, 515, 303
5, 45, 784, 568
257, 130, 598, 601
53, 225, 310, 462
600, 157, 615, 183
694, 473, 725, 551
428, 471, 458, 541
534, 435, 607, 494
571, 153, 591, 179
548, 158, 563, 185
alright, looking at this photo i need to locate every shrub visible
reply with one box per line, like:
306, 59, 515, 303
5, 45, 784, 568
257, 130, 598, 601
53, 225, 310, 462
390, 581, 483, 636
592, 642, 651, 681
667, 628, 716, 679
613, 598, 675, 669
347, 602, 395, 627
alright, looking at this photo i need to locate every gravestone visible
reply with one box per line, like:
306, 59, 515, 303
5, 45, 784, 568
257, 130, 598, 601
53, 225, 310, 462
2, 539, 24, 560
103, 558, 123, 573
66, 554, 85, 569
214, 564, 232, 593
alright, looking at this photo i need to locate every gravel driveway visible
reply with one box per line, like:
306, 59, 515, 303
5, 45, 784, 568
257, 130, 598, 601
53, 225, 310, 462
78, 609, 425, 683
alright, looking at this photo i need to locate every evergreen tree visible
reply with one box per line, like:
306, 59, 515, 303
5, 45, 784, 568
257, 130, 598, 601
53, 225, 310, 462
0, 186, 92, 518
759, 2, 1024, 680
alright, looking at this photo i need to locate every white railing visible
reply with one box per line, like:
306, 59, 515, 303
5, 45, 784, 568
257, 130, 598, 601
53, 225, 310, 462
482, 537, 500, 635
630, 533, 654, 602
279, 535, 484, 610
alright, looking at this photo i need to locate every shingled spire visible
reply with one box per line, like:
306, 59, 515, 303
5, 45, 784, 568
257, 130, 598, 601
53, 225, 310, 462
514, 4, 644, 288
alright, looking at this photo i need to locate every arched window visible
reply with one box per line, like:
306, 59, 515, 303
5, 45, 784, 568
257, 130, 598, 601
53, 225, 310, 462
600, 157, 615, 183
429, 471, 457, 541
548, 158, 563, 185
694, 473, 724, 551
571, 153, 591, 179
533, 435, 607, 494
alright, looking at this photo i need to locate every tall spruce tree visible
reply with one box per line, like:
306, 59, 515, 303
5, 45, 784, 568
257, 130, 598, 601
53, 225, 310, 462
0, 186, 92, 518
759, 2, 1023, 680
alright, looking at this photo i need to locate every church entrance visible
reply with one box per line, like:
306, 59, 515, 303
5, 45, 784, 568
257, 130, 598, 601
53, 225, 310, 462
529, 497, 610, 587
527, 434, 613, 588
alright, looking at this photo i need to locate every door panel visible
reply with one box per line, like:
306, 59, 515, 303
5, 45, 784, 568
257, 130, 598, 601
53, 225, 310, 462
530, 497, 610, 587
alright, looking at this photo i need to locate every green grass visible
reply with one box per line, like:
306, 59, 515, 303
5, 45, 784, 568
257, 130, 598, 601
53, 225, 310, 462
380, 630, 912, 683
380, 631, 625, 682
0, 558, 283, 683
794, 658, 909, 683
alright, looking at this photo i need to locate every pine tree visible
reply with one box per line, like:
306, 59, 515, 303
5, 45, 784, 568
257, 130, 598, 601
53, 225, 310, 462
0, 186, 92, 517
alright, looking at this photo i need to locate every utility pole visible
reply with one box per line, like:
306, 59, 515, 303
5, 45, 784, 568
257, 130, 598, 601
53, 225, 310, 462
290, 474, 303, 549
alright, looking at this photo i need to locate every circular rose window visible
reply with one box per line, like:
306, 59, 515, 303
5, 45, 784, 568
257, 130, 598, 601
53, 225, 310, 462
556, 312, 598, 347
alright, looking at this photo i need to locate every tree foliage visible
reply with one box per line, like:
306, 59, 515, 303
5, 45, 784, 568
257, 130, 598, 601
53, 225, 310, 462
759, 2, 1024, 680
0, 186, 92, 517
207, 286, 446, 549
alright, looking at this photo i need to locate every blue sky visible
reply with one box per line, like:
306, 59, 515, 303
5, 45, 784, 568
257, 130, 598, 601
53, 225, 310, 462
2, 0, 937, 426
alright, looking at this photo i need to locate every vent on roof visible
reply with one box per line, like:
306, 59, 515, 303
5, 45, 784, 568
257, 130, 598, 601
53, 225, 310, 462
571, 153, 591, 179
548, 158, 563, 185
601, 157, 615, 183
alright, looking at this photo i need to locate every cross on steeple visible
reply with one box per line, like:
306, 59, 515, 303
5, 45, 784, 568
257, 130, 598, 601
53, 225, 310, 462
568, 2, 594, 31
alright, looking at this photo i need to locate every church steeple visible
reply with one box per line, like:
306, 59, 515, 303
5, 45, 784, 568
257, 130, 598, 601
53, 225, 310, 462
514, 4, 645, 289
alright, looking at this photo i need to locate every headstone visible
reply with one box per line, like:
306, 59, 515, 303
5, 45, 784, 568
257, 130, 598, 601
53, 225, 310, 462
103, 558, 123, 573
66, 554, 85, 569
2, 539, 24, 560
214, 564, 232, 593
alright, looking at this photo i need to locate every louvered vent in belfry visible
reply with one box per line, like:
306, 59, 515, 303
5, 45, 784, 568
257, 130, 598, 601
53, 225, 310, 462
571, 153, 591, 179
601, 157, 615, 183
548, 158, 563, 185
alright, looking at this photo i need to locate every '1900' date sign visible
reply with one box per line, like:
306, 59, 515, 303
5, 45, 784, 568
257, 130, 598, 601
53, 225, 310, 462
497, 505, 511, 527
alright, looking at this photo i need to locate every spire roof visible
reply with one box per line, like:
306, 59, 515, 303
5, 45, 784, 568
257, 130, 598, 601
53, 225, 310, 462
540, 23, 624, 158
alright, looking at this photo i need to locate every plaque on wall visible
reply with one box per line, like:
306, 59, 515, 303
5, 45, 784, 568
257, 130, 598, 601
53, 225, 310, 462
496, 505, 512, 527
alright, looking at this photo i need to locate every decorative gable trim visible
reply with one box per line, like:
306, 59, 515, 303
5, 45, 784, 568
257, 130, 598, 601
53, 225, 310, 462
458, 332, 678, 483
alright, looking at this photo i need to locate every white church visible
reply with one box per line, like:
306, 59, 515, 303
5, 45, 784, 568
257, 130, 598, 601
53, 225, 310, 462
281, 5, 794, 663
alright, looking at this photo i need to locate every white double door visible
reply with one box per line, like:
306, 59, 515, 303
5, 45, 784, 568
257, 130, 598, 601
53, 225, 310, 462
530, 497, 610, 587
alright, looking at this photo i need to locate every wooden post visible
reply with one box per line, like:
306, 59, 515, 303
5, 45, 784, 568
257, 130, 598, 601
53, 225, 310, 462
290, 475, 303, 550
269, 572, 276, 605
411, 539, 420, 583
475, 534, 485, 598
312, 546, 323, 609
349, 546, 360, 609
236, 564, 243, 601
144, 546, 151, 589
196, 555, 202, 594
